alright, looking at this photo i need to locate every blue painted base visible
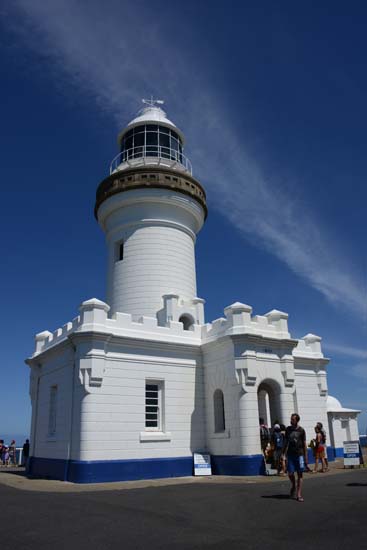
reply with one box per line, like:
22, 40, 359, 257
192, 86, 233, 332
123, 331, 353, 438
332, 447, 344, 458
327, 447, 336, 461
28, 448, 337, 483
306, 447, 335, 464
28, 456, 194, 483
211, 454, 264, 476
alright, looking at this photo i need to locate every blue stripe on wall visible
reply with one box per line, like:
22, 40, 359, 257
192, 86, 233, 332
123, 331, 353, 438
28, 456, 194, 483
211, 454, 264, 476
28, 448, 337, 484
332, 447, 344, 458
27, 457, 68, 481
306, 447, 335, 464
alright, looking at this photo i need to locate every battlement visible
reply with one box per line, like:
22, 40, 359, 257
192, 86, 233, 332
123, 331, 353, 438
293, 333, 327, 359
32, 298, 328, 360
32, 297, 204, 357
202, 303, 291, 342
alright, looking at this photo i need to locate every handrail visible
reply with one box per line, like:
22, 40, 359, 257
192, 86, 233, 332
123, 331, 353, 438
0, 447, 25, 467
110, 145, 192, 175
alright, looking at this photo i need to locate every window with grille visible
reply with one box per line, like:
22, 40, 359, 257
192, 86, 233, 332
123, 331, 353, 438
48, 385, 58, 436
213, 389, 225, 433
145, 381, 163, 430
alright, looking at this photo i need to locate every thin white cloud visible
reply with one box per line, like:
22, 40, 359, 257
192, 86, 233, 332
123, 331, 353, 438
351, 363, 367, 383
3, 0, 366, 319
324, 343, 367, 359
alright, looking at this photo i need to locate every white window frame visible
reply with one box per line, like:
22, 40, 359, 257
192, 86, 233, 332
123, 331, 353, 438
145, 380, 164, 432
48, 385, 58, 437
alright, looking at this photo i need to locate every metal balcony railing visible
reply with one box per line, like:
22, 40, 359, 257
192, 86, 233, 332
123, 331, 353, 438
110, 145, 192, 175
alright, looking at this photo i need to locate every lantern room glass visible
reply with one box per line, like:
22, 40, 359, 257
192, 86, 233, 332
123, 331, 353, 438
120, 124, 183, 163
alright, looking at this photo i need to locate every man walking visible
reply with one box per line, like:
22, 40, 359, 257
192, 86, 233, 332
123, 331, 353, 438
283, 413, 308, 502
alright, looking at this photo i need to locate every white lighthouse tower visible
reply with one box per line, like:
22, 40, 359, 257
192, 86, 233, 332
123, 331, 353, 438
96, 99, 207, 323
26, 101, 358, 483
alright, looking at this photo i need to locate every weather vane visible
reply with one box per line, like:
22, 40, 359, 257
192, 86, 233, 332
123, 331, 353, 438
142, 96, 165, 108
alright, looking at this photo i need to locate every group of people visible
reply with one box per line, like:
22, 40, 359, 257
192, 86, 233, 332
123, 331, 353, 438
0, 438, 29, 467
260, 414, 329, 502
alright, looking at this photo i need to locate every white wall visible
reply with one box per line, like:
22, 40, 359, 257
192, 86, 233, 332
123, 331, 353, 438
328, 414, 360, 449
294, 367, 328, 444
31, 345, 74, 460
202, 338, 240, 456
98, 188, 205, 318
77, 341, 206, 461
107, 224, 197, 318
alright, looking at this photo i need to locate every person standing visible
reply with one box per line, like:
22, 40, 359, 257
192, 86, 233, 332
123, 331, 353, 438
317, 422, 329, 471
283, 413, 308, 502
22, 439, 30, 467
0, 440, 4, 465
9, 440, 16, 467
271, 424, 284, 474
313, 425, 327, 473
259, 418, 270, 454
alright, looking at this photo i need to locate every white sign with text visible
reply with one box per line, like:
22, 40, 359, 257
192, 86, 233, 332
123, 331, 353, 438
343, 441, 360, 467
193, 453, 212, 476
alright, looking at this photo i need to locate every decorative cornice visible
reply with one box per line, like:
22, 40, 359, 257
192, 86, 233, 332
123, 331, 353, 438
231, 333, 298, 349
95, 166, 207, 219
69, 330, 202, 354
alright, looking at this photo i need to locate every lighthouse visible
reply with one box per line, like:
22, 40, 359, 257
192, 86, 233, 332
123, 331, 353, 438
26, 101, 359, 483
95, 99, 207, 322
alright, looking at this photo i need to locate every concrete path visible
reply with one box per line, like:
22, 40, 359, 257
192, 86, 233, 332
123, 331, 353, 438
0, 464, 366, 549
0, 457, 361, 492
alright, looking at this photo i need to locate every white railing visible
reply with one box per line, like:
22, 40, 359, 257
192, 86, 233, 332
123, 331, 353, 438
0, 447, 25, 467
110, 145, 192, 175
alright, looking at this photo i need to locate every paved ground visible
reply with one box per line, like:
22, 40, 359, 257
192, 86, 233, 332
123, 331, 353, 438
0, 466, 366, 549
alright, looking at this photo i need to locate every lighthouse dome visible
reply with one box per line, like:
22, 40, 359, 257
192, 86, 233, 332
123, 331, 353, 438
110, 100, 191, 175
123, 105, 184, 142
326, 395, 342, 411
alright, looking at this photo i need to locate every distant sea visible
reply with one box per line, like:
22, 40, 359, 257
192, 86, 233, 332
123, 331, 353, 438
1, 434, 29, 446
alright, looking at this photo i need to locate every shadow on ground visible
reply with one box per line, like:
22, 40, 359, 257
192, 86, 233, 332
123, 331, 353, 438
261, 494, 290, 500
0, 468, 26, 477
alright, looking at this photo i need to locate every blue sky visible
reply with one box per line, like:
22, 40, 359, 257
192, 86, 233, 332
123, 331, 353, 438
0, 0, 366, 437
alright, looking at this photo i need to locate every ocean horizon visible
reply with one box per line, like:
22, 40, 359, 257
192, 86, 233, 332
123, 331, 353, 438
1, 434, 29, 445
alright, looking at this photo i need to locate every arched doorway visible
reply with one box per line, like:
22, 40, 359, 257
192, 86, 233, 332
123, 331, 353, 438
257, 380, 282, 428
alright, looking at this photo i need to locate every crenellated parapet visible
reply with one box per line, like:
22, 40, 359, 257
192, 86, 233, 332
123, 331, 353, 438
32, 296, 205, 357
293, 333, 329, 396
33, 319, 80, 357
293, 333, 326, 359
202, 303, 291, 342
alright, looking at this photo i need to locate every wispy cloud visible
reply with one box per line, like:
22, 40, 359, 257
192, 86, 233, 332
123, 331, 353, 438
3, 0, 366, 318
351, 363, 367, 383
324, 343, 367, 359
323, 343, 367, 383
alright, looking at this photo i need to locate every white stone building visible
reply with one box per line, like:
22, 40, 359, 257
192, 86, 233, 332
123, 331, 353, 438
26, 102, 359, 482
326, 396, 360, 457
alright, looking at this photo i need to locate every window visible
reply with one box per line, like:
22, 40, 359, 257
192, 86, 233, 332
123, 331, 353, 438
145, 381, 164, 430
115, 240, 124, 262
119, 125, 183, 163
48, 385, 58, 436
179, 314, 194, 331
213, 389, 225, 433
